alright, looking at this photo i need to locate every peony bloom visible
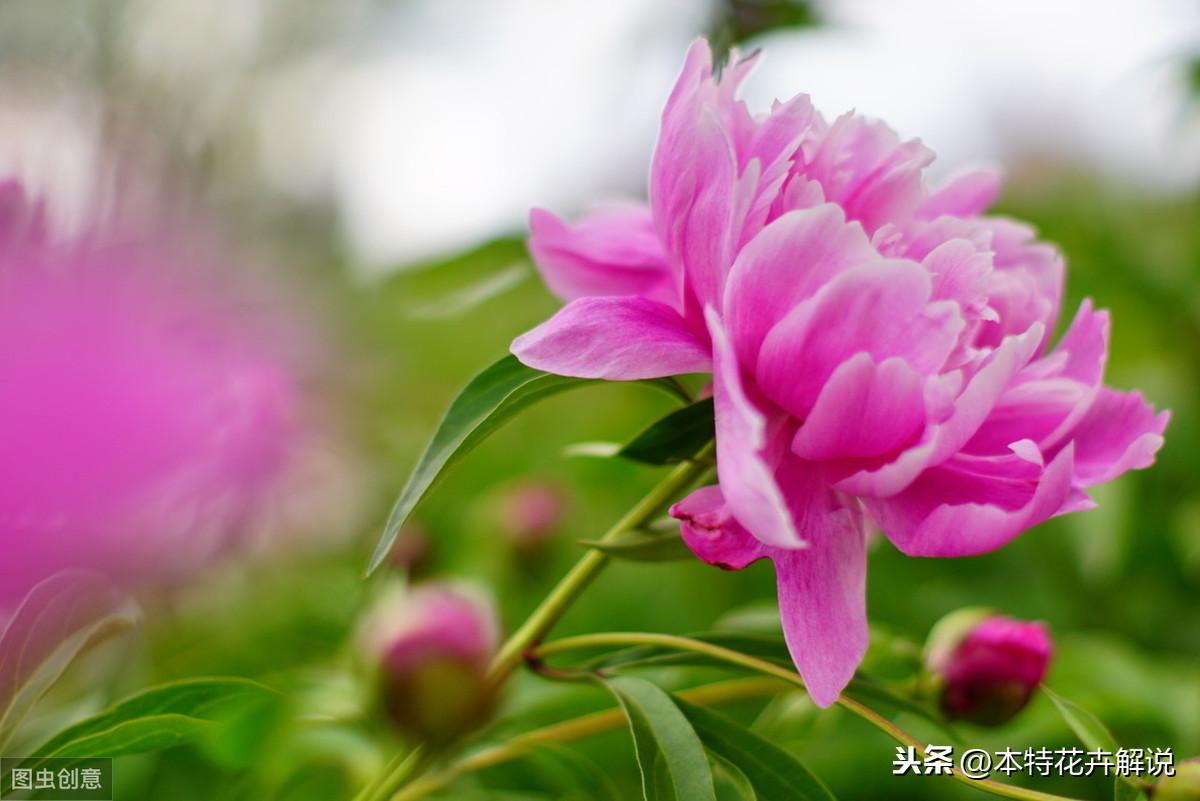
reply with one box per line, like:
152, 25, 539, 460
512, 40, 1168, 706
0, 181, 300, 604
358, 582, 500, 744
925, 611, 1052, 725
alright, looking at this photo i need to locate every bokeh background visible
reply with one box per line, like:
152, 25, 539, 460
1, 1, 1198, 799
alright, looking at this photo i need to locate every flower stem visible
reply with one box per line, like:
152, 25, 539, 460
389, 677, 783, 801
486, 442, 715, 685
535, 632, 1087, 801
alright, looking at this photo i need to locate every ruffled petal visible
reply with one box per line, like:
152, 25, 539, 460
801, 113, 934, 233
919, 168, 1001, 220
756, 260, 960, 418
651, 41, 739, 314
707, 307, 804, 549
867, 443, 1075, 557
833, 323, 1045, 497
1066, 388, 1169, 487
792, 353, 926, 461
511, 296, 710, 379
722, 204, 875, 367
671, 485, 765, 569
967, 301, 1109, 454
527, 206, 675, 305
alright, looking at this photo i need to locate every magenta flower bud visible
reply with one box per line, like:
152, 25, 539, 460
359, 583, 500, 744
926, 610, 1053, 725
1154, 758, 1200, 800
498, 481, 566, 548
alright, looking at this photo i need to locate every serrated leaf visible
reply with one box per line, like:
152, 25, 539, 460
675, 699, 836, 801
0, 570, 141, 750
369, 355, 688, 573
599, 675, 716, 801
1044, 687, 1144, 801
618, 398, 715, 466
579, 528, 693, 562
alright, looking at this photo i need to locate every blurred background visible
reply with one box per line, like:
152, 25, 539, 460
0, 1, 1198, 799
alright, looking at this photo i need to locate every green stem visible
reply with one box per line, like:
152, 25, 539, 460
355, 747, 425, 801
389, 677, 783, 801
535, 632, 1086, 801
486, 442, 715, 685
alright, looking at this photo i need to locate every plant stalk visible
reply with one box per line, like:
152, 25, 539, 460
486, 442, 715, 685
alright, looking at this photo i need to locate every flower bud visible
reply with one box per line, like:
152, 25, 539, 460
498, 481, 566, 548
359, 582, 499, 745
925, 609, 1052, 725
1153, 759, 1200, 800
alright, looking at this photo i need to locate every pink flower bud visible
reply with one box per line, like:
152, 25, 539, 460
498, 481, 566, 547
359, 583, 499, 744
926, 611, 1053, 725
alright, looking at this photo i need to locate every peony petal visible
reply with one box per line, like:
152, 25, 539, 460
527, 206, 675, 305
673, 474, 870, 708
968, 301, 1109, 454
772, 471, 868, 707
867, 443, 1075, 557
1066, 388, 1169, 487
974, 218, 1064, 352
833, 323, 1045, 498
651, 43, 740, 315
511, 296, 710, 379
801, 113, 934, 233
707, 307, 804, 549
671, 485, 766, 570
722, 204, 875, 367
919, 168, 1001, 220
792, 353, 926, 461
756, 260, 960, 418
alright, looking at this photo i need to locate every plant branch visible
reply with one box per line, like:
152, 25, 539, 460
486, 441, 715, 685
535, 632, 1086, 801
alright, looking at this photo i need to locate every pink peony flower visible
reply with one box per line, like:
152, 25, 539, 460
926, 614, 1053, 725
0, 181, 300, 604
512, 40, 1168, 706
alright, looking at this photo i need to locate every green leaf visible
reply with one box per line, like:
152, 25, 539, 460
0, 570, 140, 750
675, 699, 836, 801
599, 675, 716, 801
580, 524, 694, 562
369, 355, 688, 573
618, 398, 715, 465
32, 676, 275, 760
1044, 687, 1145, 801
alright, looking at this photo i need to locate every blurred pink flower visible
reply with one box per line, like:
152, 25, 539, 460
927, 614, 1053, 725
358, 582, 499, 742
0, 181, 300, 603
498, 480, 567, 547
512, 40, 1168, 705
